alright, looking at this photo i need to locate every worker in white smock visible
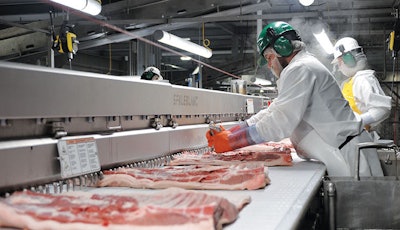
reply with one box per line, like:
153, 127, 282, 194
331, 37, 392, 141
206, 21, 383, 177
141, 66, 164, 81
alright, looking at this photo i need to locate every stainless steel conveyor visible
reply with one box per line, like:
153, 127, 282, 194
0, 61, 326, 229
79, 154, 326, 230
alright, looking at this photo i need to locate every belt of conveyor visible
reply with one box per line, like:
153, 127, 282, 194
84, 154, 326, 230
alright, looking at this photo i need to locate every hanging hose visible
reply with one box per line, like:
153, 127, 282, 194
107, 43, 112, 74
394, 57, 398, 145
391, 57, 397, 144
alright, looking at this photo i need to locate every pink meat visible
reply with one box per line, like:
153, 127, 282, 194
0, 188, 250, 230
169, 144, 292, 167
98, 162, 269, 190
263, 138, 295, 151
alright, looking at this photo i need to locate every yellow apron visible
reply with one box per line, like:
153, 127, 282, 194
342, 78, 370, 130
342, 77, 362, 114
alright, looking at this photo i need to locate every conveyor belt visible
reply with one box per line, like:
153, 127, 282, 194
85, 154, 326, 230
0, 154, 325, 230
224, 156, 326, 230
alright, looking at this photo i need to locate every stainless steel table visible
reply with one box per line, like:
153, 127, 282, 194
224, 157, 326, 230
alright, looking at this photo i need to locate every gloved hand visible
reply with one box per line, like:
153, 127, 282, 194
206, 125, 226, 148
212, 127, 255, 153
206, 130, 215, 147
206, 123, 225, 147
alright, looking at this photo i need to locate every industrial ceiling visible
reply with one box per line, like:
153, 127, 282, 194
0, 0, 399, 90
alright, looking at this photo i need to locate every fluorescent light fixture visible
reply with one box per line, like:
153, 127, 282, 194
180, 56, 192, 61
313, 28, 334, 54
50, 0, 102, 16
162, 63, 186, 70
154, 30, 212, 58
254, 78, 272, 86
242, 75, 272, 86
192, 66, 199, 75
299, 0, 314, 6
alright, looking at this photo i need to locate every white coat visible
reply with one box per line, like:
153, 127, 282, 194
341, 69, 391, 128
246, 50, 383, 177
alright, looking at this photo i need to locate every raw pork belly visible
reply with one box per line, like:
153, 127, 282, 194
170, 144, 292, 167
263, 138, 295, 151
98, 162, 269, 190
0, 188, 250, 230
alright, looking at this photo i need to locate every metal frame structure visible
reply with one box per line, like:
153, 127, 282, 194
0, 61, 267, 193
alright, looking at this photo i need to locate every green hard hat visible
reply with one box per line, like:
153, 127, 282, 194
257, 21, 301, 64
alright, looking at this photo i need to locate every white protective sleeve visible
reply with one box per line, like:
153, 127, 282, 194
352, 70, 392, 127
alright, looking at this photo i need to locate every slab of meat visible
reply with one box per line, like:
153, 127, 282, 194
263, 138, 295, 152
0, 188, 250, 230
169, 144, 292, 167
98, 162, 269, 190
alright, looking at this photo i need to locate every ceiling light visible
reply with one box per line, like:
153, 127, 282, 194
180, 56, 192, 61
162, 63, 186, 70
242, 75, 272, 86
313, 28, 334, 54
154, 30, 212, 58
299, 0, 314, 6
49, 0, 102, 16
253, 78, 272, 86
192, 66, 200, 75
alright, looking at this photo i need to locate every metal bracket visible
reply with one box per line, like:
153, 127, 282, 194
356, 141, 399, 180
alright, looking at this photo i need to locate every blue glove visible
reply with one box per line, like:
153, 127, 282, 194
228, 122, 248, 133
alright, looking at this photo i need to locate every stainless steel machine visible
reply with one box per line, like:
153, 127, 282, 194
323, 142, 400, 229
0, 61, 268, 193
0, 61, 330, 230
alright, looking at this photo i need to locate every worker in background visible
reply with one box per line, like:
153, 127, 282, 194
331, 37, 392, 141
141, 66, 164, 80
206, 21, 383, 177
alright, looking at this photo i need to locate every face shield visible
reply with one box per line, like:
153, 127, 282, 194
263, 48, 283, 78
331, 37, 361, 64
336, 50, 368, 78
331, 37, 368, 78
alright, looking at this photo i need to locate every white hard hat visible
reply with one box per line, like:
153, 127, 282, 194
141, 66, 163, 80
331, 37, 361, 64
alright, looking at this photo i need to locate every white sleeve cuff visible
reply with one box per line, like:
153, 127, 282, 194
246, 118, 256, 126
